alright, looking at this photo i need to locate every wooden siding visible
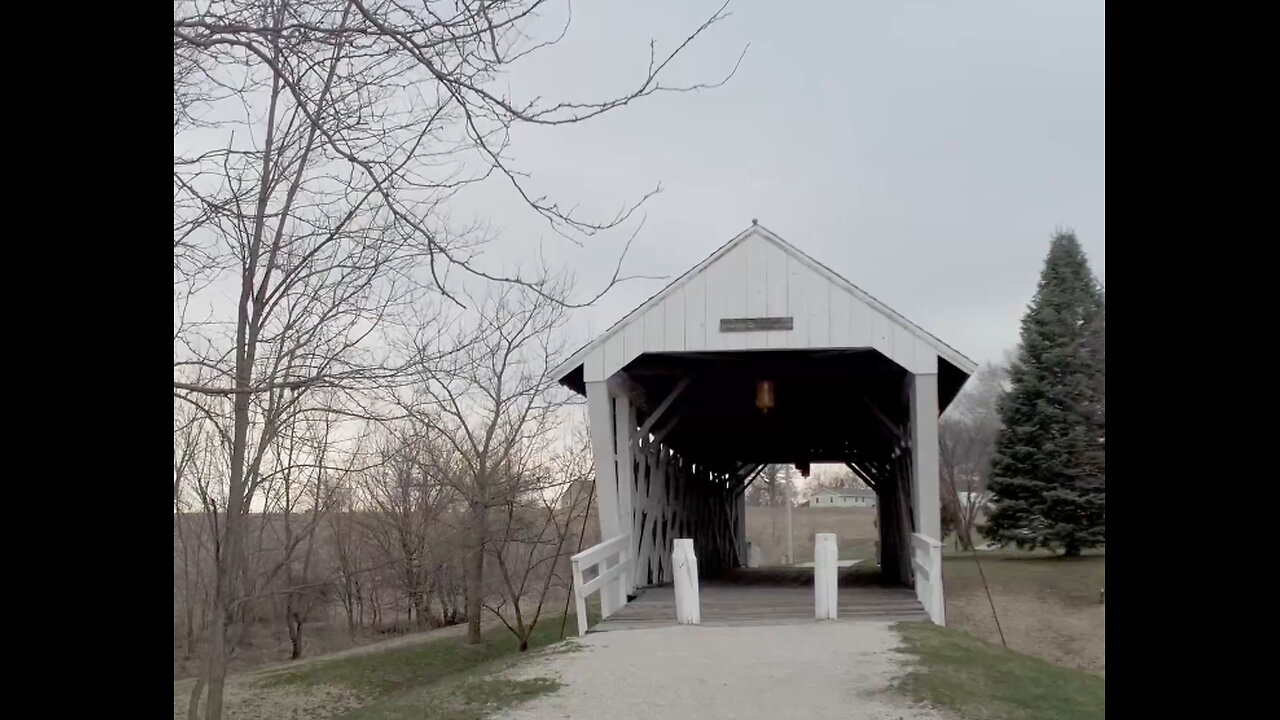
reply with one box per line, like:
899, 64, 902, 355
580, 230, 953, 382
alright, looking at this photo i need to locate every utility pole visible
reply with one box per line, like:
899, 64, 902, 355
785, 490, 794, 565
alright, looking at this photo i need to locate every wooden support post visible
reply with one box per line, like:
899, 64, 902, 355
735, 489, 747, 566
785, 495, 794, 565
613, 391, 636, 596
585, 381, 623, 618
910, 371, 945, 625
672, 538, 701, 625
814, 533, 839, 620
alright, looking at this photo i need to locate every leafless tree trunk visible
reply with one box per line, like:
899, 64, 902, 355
404, 284, 574, 645
487, 431, 593, 650
175, 2, 739, 713
939, 363, 1007, 549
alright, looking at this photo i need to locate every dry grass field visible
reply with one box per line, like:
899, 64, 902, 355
746, 505, 1104, 676
745, 505, 878, 566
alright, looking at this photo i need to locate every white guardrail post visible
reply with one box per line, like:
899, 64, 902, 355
911, 533, 945, 625
570, 533, 633, 636
672, 538, 701, 625
814, 533, 839, 620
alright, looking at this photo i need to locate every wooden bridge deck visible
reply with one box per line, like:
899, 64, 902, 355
592, 567, 929, 632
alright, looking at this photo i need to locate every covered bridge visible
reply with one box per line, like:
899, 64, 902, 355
554, 223, 976, 628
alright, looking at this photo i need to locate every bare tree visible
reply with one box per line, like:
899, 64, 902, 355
358, 428, 452, 630
486, 435, 593, 650
404, 283, 572, 645
174, 2, 739, 713
939, 362, 1007, 550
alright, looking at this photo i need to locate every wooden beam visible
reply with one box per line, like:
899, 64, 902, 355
650, 405, 688, 447
737, 464, 767, 492
862, 394, 908, 449
607, 371, 652, 414
845, 462, 878, 492
634, 377, 692, 446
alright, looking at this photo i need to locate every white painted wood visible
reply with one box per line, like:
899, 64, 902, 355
806, 264, 831, 347
684, 271, 707, 349
910, 373, 941, 542
613, 392, 636, 595
763, 239, 789, 347
720, 240, 750, 351
585, 381, 622, 618
892, 324, 917, 373
912, 533, 945, 625
551, 225, 978, 384
584, 346, 605, 383
814, 533, 839, 620
848, 290, 871, 347
672, 538, 701, 625
722, 238, 749, 318
870, 310, 891, 358
603, 332, 626, 379
664, 285, 686, 351
703, 257, 727, 351
570, 533, 633, 635
786, 255, 810, 347
736, 490, 747, 565
644, 299, 665, 355
745, 235, 768, 349
829, 285, 852, 346
909, 372, 944, 625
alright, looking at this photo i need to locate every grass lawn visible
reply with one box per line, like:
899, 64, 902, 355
253, 610, 595, 720
940, 546, 1106, 675
943, 546, 1106, 606
894, 621, 1105, 720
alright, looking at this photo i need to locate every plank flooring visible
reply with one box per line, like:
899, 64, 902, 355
592, 566, 929, 632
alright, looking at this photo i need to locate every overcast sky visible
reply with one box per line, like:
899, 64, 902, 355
447, 0, 1105, 366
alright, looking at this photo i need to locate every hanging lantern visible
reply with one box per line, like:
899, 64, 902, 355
755, 379, 775, 413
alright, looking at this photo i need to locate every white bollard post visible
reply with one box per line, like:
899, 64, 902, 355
814, 533, 839, 620
672, 538, 701, 625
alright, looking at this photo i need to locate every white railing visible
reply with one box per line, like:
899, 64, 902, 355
911, 533, 945, 625
570, 532, 632, 636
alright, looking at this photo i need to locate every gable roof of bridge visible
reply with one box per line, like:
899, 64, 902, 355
551, 223, 977, 385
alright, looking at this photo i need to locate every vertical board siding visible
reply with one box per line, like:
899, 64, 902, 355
720, 242, 750, 351
624, 318, 645, 368
745, 236, 768, 350
586, 229, 954, 380
892, 324, 916, 373
871, 310, 891, 357
806, 262, 830, 347
849, 294, 872, 348
664, 286, 686, 351
644, 301, 665, 354
684, 272, 707, 350
604, 332, 626, 377
763, 240, 790, 348
829, 286, 852, 347
787, 254, 810, 346
703, 258, 727, 352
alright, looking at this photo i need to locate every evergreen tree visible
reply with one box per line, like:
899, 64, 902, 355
983, 231, 1105, 556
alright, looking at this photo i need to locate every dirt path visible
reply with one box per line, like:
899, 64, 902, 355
501, 622, 943, 720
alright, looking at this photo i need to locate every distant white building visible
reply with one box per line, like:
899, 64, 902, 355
808, 488, 877, 508
955, 491, 992, 514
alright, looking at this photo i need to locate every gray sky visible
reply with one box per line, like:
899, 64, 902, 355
446, 0, 1105, 366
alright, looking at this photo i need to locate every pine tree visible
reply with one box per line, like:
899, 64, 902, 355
983, 231, 1105, 556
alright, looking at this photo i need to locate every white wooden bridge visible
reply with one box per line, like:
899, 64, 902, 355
553, 223, 976, 635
